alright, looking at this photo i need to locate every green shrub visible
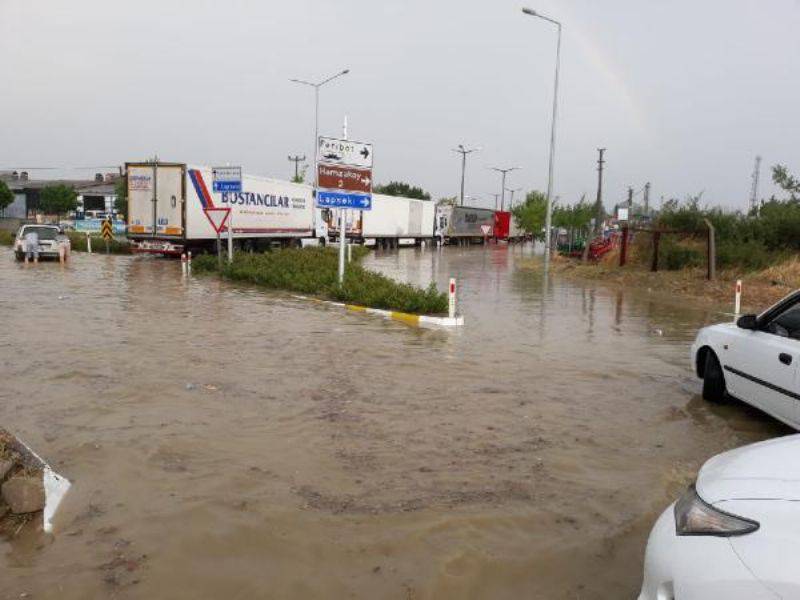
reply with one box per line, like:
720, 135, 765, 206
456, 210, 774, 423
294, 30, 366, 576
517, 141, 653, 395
67, 232, 131, 254
659, 238, 703, 270
0, 230, 13, 246
193, 247, 448, 315
716, 238, 774, 271
655, 196, 800, 271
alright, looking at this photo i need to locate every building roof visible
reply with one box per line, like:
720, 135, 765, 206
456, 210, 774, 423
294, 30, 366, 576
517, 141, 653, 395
0, 172, 119, 193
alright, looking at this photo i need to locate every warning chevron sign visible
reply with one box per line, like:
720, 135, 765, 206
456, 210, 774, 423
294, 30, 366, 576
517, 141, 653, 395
101, 219, 113, 241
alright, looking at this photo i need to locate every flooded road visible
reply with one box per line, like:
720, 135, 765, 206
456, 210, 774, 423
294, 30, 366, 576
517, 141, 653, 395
0, 244, 788, 599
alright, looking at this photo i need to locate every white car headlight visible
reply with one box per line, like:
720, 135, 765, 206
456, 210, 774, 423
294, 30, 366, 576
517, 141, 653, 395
674, 484, 759, 536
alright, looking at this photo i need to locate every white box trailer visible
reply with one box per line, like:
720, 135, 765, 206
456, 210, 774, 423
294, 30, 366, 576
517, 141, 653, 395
126, 162, 326, 255
435, 205, 495, 244
326, 194, 436, 247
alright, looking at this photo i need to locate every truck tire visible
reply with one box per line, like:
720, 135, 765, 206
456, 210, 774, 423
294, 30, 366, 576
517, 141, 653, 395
702, 351, 727, 403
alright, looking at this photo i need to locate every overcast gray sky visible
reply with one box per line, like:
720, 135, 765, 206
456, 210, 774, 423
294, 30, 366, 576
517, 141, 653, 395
2, 0, 799, 211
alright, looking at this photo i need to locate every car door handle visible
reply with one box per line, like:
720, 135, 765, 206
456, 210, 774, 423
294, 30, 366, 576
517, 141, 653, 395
779, 353, 793, 365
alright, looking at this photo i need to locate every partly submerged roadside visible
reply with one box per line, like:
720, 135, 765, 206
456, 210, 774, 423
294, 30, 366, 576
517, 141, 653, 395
520, 253, 800, 315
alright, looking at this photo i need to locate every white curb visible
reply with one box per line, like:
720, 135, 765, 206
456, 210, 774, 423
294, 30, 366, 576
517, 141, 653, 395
292, 296, 464, 328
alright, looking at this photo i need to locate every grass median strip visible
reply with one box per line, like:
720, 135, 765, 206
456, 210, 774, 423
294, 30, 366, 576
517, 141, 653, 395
192, 247, 449, 315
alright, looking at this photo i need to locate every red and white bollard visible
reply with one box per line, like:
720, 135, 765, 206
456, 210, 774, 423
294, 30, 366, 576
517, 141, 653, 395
181, 253, 188, 276
735, 279, 742, 316
449, 278, 457, 319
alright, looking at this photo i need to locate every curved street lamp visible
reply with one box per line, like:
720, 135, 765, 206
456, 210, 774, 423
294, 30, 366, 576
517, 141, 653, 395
289, 69, 350, 187
522, 7, 561, 262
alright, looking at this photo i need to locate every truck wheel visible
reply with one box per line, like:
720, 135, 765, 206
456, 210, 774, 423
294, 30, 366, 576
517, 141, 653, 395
702, 351, 727, 403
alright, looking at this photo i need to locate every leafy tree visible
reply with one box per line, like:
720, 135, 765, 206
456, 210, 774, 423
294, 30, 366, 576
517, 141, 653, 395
436, 196, 457, 206
114, 178, 128, 218
39, 184, 77, 217
374, 181, 431, 200
511, 190, 547, 239
553, 197, 594, 250
0, 180, 13, 215
772, 164, 800, 201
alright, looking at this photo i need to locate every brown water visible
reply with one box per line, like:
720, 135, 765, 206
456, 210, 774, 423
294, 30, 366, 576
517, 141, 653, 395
0, 244, 788, 599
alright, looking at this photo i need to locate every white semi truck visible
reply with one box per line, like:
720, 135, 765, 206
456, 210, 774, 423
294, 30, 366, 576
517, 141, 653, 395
125, 162, 327, 255
326, 193, 436, 247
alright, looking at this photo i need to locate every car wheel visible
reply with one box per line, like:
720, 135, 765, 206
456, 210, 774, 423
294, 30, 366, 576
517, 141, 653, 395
702, 350, 727, 403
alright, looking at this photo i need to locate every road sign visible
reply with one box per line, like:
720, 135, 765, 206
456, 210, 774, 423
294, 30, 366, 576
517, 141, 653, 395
318, 137, 373, 168
617, 207, 629, 222
212, 166, 242, 192
480, 224, 492, 236
317, 164, 372, 194
204, 207, 231, 233
101, 219, 113, 241
316, 190, 372, 210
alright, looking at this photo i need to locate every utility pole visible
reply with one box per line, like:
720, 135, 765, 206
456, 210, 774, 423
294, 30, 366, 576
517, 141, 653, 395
628, 187, 634, 209
288, 155, 306, 181
750, 155, 762, 215
490, 166, 520, 211
593, 148, 605, 237
452, 145, 479, 206
643, 182, 651, 217
492, 193, 501, 210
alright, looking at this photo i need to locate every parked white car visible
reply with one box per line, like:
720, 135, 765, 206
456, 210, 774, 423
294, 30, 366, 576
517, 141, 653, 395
691, 290, 800, 429
639, 434, 800, 599
14, 224, 71, 261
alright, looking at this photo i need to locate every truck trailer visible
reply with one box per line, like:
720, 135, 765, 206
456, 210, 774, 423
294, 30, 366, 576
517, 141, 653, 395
125, 162, 326, 255
435, 205, 495, 244
326, 193, 436, 247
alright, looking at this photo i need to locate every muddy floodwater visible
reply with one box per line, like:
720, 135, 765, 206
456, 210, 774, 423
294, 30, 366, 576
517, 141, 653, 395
0, 244, 789, 599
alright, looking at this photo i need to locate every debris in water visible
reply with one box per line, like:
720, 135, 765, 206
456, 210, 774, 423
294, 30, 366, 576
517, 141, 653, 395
0, 427, 71, 534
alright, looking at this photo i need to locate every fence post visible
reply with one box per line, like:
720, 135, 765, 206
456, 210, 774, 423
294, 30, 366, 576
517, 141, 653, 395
704, 218, 716, 280
448, 278, 456, 319
735, 279, 742, 316
651, 231, 661, 272
86, 233, 92, 254
619, 225, 629, 267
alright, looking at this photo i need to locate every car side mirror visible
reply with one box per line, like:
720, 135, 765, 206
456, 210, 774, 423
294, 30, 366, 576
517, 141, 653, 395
737, 314, 758, 330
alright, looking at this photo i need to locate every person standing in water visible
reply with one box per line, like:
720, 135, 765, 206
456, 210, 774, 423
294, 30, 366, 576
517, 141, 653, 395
23, 228, 39, 264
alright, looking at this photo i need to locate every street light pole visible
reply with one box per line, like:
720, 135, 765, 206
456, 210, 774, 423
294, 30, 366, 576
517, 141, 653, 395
452, 145, 479, 206
289, 68, 350, 188
522, 7, 561, 262
490, 166, 520, 212
505, 187, 522, 209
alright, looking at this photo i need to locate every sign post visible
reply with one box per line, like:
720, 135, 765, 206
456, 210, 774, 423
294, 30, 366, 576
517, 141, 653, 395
101, 217, 113, 254
339, 210, 347, 283
227, 213, 233, 264
315, 136, 373, 285
204, 208, 231, 270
